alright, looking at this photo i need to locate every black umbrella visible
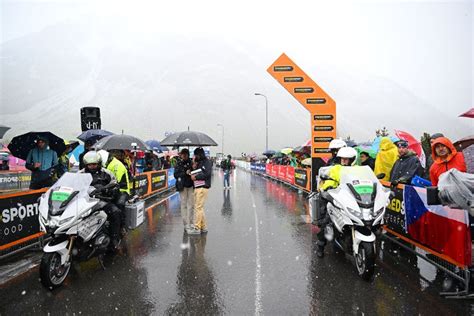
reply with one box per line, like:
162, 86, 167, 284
92, 134, 149, 151
0, 125, 11, 139
160, 131, 218, 147
77, 129, 114, 143
8, 131, 66, 160
262, 149, 276, 157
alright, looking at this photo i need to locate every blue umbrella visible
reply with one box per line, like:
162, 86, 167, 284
371, 136, 400, 153
145, 140, 169, 152
68, 144, 84, 161
77, 129, 114, 143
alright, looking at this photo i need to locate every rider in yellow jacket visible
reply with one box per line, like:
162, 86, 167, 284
98, 150, 131, 196
316, 147, 358, 258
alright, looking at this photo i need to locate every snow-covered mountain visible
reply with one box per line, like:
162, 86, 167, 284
1, 20, 471, 154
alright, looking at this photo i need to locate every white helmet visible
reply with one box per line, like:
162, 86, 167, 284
97, 150, 110, 168
329, 139, 347, 150
337, 147, 358, 166
83, 151, 102, 165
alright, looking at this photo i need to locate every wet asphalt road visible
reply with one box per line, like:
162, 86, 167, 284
1, 169, 473, 315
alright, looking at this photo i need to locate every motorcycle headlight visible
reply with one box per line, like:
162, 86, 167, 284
59, 216, 74, 226
347, 207, 361, 217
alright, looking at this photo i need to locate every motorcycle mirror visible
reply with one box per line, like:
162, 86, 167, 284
376, 173, 386, 179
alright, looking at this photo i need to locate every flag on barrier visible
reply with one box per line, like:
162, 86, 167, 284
404, 185, 472, 266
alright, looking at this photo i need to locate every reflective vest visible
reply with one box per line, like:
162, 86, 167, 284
107, 157, 131, 194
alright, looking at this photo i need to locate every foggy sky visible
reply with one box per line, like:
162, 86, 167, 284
1, 0, 472, 155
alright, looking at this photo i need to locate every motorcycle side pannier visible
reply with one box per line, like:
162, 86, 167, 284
125, 200, 145, 229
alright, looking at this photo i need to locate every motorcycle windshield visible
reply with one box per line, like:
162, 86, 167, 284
339, 166, 379, 205
47, 172, 93, 215
339, 166, 379, 185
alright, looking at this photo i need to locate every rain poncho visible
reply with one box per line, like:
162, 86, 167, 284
374, 137, 398, 181
438, 169, 474, 213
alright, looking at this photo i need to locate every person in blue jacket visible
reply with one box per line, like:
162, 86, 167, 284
25, 136, 58, 189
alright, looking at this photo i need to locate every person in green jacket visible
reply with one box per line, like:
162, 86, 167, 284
98, 150, 131, 230
98, 150, 131, 195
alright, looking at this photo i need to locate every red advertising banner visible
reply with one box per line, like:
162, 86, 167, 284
278, 165, 287, 181
286, 166, 295, 185
272, 164, 279, 178
266, 164, 272, 175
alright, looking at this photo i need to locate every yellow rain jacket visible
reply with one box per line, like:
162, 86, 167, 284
106, 157, 131, 194
374, 137, 398, 181
321, 164, 343, 191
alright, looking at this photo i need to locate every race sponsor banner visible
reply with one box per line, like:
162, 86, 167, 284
269, 165, 274, 177
167, 168, 176, 188
0, 189, 47, 249
266, 164, 272, 175
133, 174, 150, 197
294, 168, 310, 191
251, 163, 266, 173
278, 165, 287, 181
285, 166, 295, 185
271, 164, 279, 178
274, 165, 279, 178
383, 184, 406, 237
0, 172, 31, 191
150, 171, 167, 193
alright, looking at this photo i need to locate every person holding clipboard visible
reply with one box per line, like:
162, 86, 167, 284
186, 147, 212, 235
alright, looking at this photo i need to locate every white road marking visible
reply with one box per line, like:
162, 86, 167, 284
250, 192, 263, 315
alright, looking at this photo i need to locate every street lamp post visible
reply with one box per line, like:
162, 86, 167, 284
217, 123, 224, 155
254, 93, 268, 151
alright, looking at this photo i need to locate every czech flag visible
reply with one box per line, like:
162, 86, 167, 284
404, 185, 472, 267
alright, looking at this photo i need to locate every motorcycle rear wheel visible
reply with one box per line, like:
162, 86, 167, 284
40, 252, 71, 290
355, 242, 375, 281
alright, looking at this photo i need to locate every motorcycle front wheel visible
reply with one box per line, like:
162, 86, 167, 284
40, 252, 71, 290
355, 241, 375, 281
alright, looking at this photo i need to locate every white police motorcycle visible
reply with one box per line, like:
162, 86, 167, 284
318, 166, 391, 280
38, 172, 119, 289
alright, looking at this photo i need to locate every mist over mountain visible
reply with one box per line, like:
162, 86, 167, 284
1, 15, 472, 155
